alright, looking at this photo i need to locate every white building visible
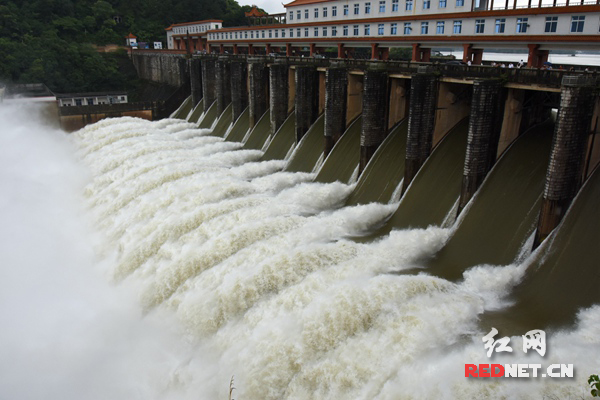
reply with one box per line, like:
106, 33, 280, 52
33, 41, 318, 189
56, 92, 128, 107
165, 20, 224, 50
201, 0, 600, 65
125, 33, 137, 47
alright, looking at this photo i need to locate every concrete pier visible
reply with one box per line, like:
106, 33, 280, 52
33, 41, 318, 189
533, 75, 597, 248
324, 63, 348, 156
189, 58, 202, 107
201, 58, 216, 111
215, 56, 231, 115
403, 69, 439, 194
360, 65, 389, 174
248, 58, 269, 128
458, 79, 505, 214
295, 65, 319, 142
230, 60, 248, 122
269, 59, 289, 135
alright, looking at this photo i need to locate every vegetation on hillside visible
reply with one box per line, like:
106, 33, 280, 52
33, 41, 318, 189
0, 0, 254, 93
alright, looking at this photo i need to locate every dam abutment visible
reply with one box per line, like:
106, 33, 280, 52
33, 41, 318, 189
248, 57, 269, 129
403, 69, 439, 194
200, 57, 217, 111
360, 64, 389, 174
269, 59, 290, 136
188, 58, 202, 108
458, 79, 506, 214
230, 60, 249, 122
533, 75, 598, 248
324, 63, 348, 157
215, 56, 232, 115
295, 64, 319, 143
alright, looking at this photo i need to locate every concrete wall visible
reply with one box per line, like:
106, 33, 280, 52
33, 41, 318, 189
60, 109, 153, 132
433, 82, 471, 146
132, 52, 189, 87
318, 70, 326, 115
347, 72, 363, 125
388, 77, 409, 129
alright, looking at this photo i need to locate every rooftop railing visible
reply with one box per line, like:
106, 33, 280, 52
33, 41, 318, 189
191, 53, 598, 87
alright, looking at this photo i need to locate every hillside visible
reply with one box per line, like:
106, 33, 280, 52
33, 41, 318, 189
0, 0, 254, 93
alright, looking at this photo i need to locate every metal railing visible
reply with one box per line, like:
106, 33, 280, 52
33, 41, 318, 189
189, 53, 598, 87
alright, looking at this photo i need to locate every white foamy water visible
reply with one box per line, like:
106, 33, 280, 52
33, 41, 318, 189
2, 104, 598, 400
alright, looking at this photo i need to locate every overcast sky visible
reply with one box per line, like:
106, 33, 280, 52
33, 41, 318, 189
237, 0, 287, 15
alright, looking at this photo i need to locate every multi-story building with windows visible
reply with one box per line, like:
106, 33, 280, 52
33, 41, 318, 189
168, 0, 600, 66
166, 20, 223, 51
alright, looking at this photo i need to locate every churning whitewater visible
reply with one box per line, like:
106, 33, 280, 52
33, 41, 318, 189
1, 103, 598, 400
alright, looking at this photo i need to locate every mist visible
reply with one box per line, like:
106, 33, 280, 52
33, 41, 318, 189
0, 104, 192, 400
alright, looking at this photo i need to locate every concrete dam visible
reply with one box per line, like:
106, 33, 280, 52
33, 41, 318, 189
1, 52, 598, 399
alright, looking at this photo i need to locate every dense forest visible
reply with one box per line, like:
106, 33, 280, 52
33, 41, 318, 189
0, 0, 255, 93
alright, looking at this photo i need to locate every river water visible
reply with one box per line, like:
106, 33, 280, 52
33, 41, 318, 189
1, 102, 599, 399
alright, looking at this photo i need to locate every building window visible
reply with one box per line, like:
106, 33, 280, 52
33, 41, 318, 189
436, 21, 445, 34
365, 2, 371, 13
343, 25, 349, 35
323, 27, 327, 36
475, 19, 485, 33
315, 8, 319, 17
516, 17, 528, 33
404, 22, 412, 34
281, 29, 285, 37
305, 9, 309, 18
378, 23, 384, 34
262, 31, 265, 38
87, 98, 94, 105
289, 11, 293, 20
406, 0, 413, 10
297, 10, 301, 19
495, 18, 505, 33
353, 25, 359, 35
545, 16, 558, 32
344, 5, 349, 15
332, 26, 337, 36
235, 32, 238, 39
250, 32, 254, 38
439, 0, 446, 7
391, 23, 398, 34
276, 30, 279, 38
75, 99, 82, 106
423, 0, 430, 8
332, 6, 337, 16
269, 30, 272, 38
364, 24, 371, 35
304, 27, 309, 37
354, 3, 359, 14
314, 27, 318, 36
245, 32, 248, 38
571, 15, 585, 32
290, 29, 293, 37
456, 0, 464, 6
453, 20, 462, 33
421, 21, 429, 34
297, 28, 301, 36
323, 7, 328, 16
380, 1, 386, 12
393, 0, 399, 11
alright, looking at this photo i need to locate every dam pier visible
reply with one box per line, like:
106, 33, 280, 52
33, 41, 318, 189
133, 51, 600, 248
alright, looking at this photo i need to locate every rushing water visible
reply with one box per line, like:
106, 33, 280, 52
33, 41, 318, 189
1, 102, 599, 399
